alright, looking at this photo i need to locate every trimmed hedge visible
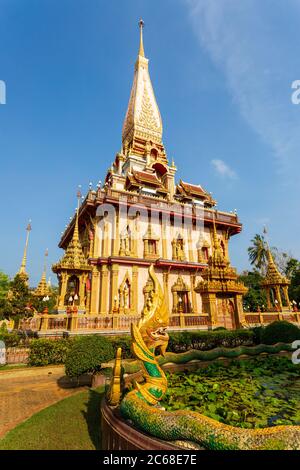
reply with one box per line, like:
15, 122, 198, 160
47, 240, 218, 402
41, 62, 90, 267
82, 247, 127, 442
28, 339, 73, 366
65, 335, 114, 378
260, 320, 300, 345
168, 329, 254, 353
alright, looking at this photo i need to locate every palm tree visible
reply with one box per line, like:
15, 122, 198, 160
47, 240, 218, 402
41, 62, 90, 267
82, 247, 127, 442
248, 234, 268, 274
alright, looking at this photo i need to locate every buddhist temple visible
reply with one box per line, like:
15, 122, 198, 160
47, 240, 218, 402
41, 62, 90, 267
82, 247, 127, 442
52, 21, 248, 330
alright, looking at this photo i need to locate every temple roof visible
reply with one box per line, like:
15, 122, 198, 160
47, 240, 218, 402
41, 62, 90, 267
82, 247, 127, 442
175, 180, 215, 205
127, 169, 162, 188
53, 200, 90, 272
262, 249, 290, 287
122, 20, 163, 147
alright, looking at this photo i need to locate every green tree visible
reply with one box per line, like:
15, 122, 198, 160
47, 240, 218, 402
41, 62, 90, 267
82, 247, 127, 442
239, 270, 267, 311
0, 271, 10, 302
285, 258, 300, 307
0, 270, 10, 319
4, 274, 33, 320
285, 258, 300, 279
248, 234, 268, 274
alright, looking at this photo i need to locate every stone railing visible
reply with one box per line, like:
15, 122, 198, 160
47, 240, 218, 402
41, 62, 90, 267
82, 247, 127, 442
244, 312, 300, 325
15, 310, 300, 336
6, 347, 29, 364
169, 314, 209, 329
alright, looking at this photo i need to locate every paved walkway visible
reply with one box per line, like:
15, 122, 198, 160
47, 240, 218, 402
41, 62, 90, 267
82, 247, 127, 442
0, 366, 87, 438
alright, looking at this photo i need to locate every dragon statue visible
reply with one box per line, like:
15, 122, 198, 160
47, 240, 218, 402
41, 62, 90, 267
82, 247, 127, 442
115, 265, 300, 450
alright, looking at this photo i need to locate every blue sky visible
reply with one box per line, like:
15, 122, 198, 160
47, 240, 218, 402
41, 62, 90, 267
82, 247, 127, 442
1, 0, 300, 286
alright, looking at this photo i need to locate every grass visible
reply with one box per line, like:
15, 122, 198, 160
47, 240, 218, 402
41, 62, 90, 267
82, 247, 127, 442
0, 386, 105, 450
0, 364, 28, 371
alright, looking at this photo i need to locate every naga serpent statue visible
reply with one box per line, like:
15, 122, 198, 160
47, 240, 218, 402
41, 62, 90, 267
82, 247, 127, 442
116, 265, 300, 450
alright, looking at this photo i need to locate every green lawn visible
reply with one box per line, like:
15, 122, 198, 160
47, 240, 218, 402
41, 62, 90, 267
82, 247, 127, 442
0, 364, 28, 371
0, 387, 105, 450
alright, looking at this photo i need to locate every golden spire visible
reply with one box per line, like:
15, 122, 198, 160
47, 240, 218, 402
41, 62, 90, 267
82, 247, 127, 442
138, 19, 145, 57
264, 243, 287, 284
19, 221, 31, 282
122, 20, 163, 148
35, 249, 50, 298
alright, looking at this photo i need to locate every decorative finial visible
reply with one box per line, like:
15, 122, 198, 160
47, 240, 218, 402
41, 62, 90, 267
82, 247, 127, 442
138, 19, 145, 57
18, 220, 32, 281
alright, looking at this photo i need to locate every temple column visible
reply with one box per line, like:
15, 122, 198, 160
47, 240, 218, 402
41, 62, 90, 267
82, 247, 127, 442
102, 221, 110, 257
190, 274, 197, 313
275, 286, 283, 310
283, 286, 290, 307
172, 291, 178, 313
132, 266, 138, 314
93, 219, 101, 258
266, 288, 272, 310
78, 273, 87, 311
161, 222, 167, 259
234, 294, 245, 329
110, 264, 119, 313
58, 272, 68, 308
188, 228, 194, 262
202, 292, 217, 326
100, 265, 109, 314
90, 267, 100, 315
112, 209, 120, 257
163, 272, 170, 313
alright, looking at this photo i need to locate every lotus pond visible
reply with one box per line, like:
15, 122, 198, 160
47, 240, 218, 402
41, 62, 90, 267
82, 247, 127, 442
161, 356, 300, 429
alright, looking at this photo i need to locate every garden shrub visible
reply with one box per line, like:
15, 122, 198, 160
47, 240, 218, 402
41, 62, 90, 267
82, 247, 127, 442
28, 339, 73, 366
109, 335, 132, 359
65, 335, 114, 378
0, 324, 21, 347
251, 326, 264, 345
260, 320, 300, 345
168, 329, 254, 353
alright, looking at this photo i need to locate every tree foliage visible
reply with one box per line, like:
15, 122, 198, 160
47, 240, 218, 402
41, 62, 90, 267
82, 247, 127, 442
248, 234, 268, 274
239, 270, 267, 311
2, 274, 32, 319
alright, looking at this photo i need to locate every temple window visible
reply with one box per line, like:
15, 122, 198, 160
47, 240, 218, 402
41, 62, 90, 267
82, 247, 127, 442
196, 236, 210, 263
143, 225, 160, 259
171, 276, 192, 313
202, 247, 209, 262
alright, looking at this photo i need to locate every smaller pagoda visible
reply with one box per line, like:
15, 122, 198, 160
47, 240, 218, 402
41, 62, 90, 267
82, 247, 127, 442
52, 190, 91, 313
261, 248, 290, 311
34, 249, 50, 298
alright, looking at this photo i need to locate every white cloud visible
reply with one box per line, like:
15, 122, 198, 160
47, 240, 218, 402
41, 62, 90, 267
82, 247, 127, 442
211, 159, 237, 179
185, 0, 300, 183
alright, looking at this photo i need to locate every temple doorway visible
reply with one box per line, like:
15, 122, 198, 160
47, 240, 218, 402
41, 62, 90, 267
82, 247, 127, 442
216, 297, 236, 329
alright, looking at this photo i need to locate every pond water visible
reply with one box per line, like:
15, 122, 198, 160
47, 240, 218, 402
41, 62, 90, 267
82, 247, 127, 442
161, 356, 300, 429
